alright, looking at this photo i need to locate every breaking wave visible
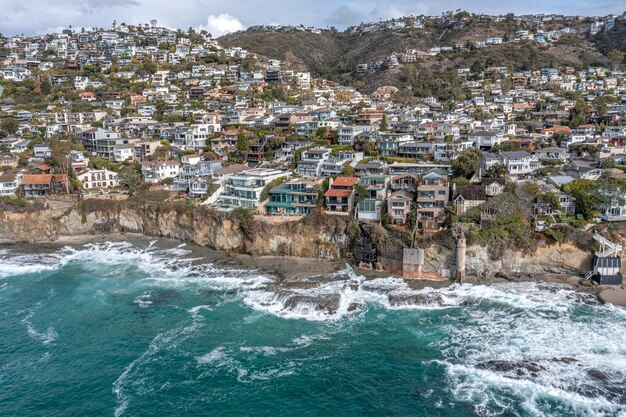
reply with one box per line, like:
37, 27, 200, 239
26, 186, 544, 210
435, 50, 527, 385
4, 240, 626, 417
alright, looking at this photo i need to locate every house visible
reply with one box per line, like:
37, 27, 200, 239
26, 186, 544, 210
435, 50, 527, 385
0, 173, 22, 196
0, 155, 19, 169
77, 169, 119, 190
481, 151, 540, 177
357, 174, 388, 223
11, 139, 30, 154
176, 124, 219, 150
217, 168, 290, 210
468, 131, 505, 150
325, 176, 358, 215
114, 144, 135, 162
265, 177, 322, 216
338, 125, 374, 146
390, 173, 419, 191
78, 128, 121, 157
188, 177, 219, 199
533, 186, 576, 216
355, 160, 387, 176
20, 174, 68, 196
453, 184, 487, 215
141, 161, 181, 183
415, 169, 449, 233
33, 144, 52, 159
388, 190, 416, 225
295, 147, 331, 177
135, 141, 161, 161
70, 150, 89, 173
483, 178, 506, 197
388, 162, 452, 176
377, 133, 413, 157
535, 147, 569, 161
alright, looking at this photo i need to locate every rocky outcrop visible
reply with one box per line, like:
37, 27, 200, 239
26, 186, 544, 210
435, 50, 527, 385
423, 240, 593, 279
0, 198, 351, 260
0, 197, 595, 276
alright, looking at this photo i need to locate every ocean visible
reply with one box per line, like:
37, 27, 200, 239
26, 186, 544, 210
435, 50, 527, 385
1, 240, 625, 417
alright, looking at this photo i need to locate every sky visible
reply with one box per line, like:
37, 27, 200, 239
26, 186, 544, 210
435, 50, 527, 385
0, 0, 624, 37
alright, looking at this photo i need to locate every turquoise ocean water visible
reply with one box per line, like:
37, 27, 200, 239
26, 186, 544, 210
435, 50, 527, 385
1, 241, 626, 417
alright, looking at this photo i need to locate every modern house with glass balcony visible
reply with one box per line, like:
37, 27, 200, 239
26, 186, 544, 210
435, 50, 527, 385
377, 133, 412, 157
265, 177, 322, 216
217, 168, 289, 210
295, 147, 331, 177
357, 174, 389, 223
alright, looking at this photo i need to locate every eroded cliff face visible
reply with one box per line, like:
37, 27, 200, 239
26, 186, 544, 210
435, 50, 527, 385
0, 197, 595, 276
0, 199, 350, 260
423, 241, 593, 279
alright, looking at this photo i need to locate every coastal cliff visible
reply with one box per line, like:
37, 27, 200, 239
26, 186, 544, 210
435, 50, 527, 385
0, 197, 350, 260
0, 196, 597, 278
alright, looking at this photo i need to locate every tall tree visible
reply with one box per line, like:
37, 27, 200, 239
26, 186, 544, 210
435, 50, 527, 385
50, 139, 72, 194
452, 149, 480, 179
608, 49, 625, 71
0, 117, 19, 136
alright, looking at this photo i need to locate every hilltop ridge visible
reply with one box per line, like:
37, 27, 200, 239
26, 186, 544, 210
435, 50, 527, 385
220, 11, 626, 97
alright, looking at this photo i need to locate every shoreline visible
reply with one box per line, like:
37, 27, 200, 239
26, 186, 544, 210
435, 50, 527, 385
3, 233, 622, 307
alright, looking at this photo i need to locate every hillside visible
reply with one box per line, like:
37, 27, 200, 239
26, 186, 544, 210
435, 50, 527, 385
220, 15, 624, 98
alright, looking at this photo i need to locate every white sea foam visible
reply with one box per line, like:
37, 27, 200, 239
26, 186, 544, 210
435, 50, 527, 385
291, 334, 329, 347
248, 367, 295, 381
6, 240, 625, 416
20, 298, 58, 345
426, 282, 626, 416
244, 265, 604, 321
196, 346, 227, 364
133, 293, 153, 308
113, 317, 205, 416
24, 321, 58, 345
187, 305, 212, 318
0, 250, 61, 278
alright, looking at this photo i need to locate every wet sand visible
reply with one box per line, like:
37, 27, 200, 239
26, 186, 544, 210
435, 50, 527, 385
598, 287, 626, 308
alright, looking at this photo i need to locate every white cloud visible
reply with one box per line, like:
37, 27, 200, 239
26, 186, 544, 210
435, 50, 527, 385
198, 13, 245, 37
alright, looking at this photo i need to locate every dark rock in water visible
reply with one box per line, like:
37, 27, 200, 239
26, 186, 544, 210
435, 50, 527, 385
494, 272, 512, 281
283, 294, 341, 314
476, 360, 545, 378
266, 281, 319, 292
388, 293, 444, 307
550, 357, 578, 364
587, 368, 608, 381
347, 303, 360, 312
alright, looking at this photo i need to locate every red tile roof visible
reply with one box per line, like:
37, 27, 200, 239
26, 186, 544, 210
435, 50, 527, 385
21, 174, 53, 185
332, 177, 359, 187
325, 189, 353, 197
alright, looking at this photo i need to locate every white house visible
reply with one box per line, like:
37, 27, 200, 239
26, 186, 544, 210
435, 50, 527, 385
33, 144, 52, 158
0, 173, 22, 196
74, 76, 89, 90
481, 151, 540, 177
77, 169, 119, 189
338, 125, 374, 146
468, 131, 505, 149
113, 144, 135, 162
217, 168, 290, 210
141, 160, 181, 183
295, 146, 331, 177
